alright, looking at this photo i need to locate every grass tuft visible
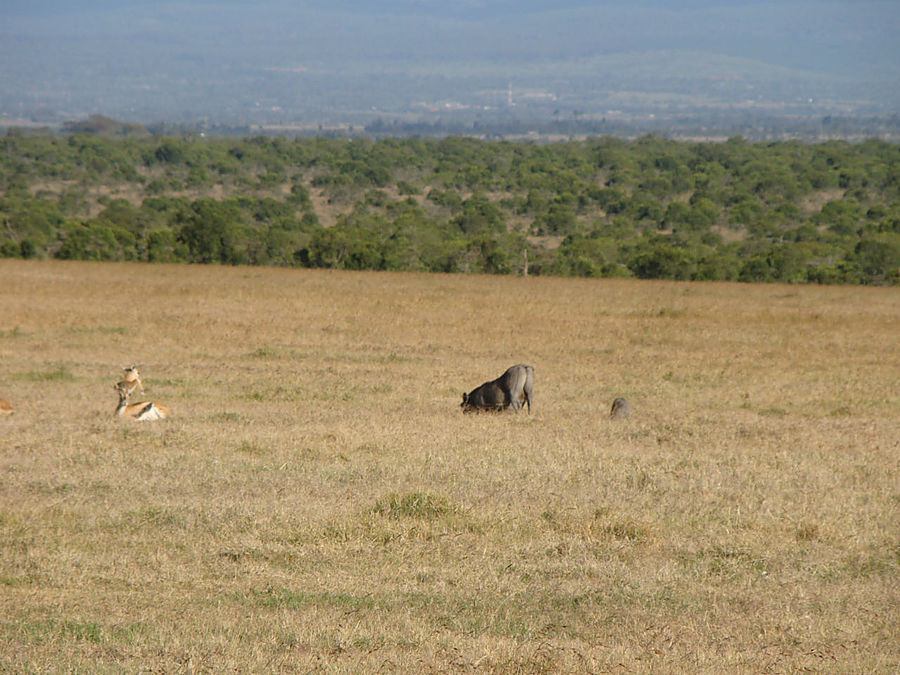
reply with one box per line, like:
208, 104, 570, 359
249, 345, 279, 359
597, 518, 649, 542
15, 619, 103, 644
13, 365, 75, 382
796, 522, 820, 541
372, 492, 453, 520
208, 411, 246, 423
236, 441, 271, 456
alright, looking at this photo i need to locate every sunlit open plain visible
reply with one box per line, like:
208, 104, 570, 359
1, 259, 897, 673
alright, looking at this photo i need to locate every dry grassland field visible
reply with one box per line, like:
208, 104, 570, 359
0, 259, 898, 673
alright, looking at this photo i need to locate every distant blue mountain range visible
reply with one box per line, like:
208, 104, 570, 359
2, 0, 898, 127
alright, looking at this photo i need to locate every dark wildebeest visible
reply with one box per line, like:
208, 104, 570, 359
609, 397, 630, 419
461, 364, 534, 413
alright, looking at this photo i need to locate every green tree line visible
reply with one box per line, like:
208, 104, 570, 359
1, 131, 898, 284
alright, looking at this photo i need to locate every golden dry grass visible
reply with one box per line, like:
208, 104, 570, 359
0, 259, 898, 673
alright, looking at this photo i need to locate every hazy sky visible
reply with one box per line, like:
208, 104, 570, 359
6, 0, 898, 70
3, 1, 898, 123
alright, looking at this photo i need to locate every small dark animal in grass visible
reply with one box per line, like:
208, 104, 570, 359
461, 364, 534, 413
609, 397, 630, 419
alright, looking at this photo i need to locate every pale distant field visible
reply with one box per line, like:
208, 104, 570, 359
1, 259, 897, 673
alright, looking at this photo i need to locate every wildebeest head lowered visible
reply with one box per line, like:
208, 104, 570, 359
461, 364, 534, 413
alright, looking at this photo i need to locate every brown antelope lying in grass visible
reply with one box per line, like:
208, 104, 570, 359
113, 383, 170, 421
116, 364, 144, 396
0, 398, 13, 416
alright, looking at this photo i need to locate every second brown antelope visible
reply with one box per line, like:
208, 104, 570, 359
116, 364, 144, 396
113, 383, 170, 421
0, 398, 13, 416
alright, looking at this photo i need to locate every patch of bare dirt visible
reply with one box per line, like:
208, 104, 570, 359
799, 188, 845, 217
307, 188, 345, 229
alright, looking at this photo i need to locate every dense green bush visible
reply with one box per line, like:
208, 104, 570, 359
0, 132, 897, 284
